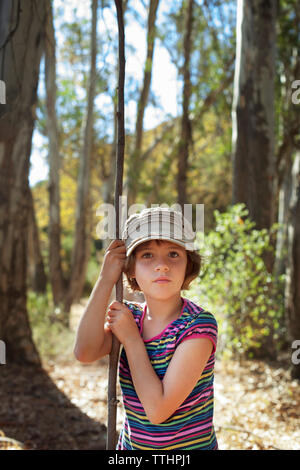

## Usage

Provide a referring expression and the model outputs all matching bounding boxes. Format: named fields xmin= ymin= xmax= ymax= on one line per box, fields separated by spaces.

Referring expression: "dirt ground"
xmin=1 ymin=352 xmax=299 ymax=450
xmin=1 ymin=299 xmax=299 ymax=450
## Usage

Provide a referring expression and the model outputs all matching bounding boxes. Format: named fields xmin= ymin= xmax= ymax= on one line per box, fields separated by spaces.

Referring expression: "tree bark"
xmin=0 ymin=0 xmax=48 ymax=365
xmin=274 ymin=0 xmax=300 ymax=282
xmin=125 ymin=0 xmax=160 ymax=207
xmin=231 ymin=0 xmax=277 ymax=231
xmin=177 ymin=0 xmax=194 ymax=209
xmin=106 ymin=0 xmax=125 ymax=450
xmin=285 ymin=152 xmax=300 ymax=380
xmin=45 ymin=0 xmax=65 ymax=305
xmin=274 ymin=156 xmax=292 ymax=279
xmin=64 ymin=0 xmax=98 ymax=313
xmin=27 ymin=188 xmax=47 ymax=293
xmin=101 ymin=88 xmax=117 ymax=214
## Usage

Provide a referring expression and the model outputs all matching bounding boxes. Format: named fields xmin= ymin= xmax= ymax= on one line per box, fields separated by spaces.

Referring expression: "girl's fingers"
xmin=105 ymin=244 xmax=126 ymax=257
xmin=108 ymin=239 xmax=122 ymax=246
xmin=110 ymin=245 xmax=126 ymax=253
xmin=107 ymin=239 xmax=125 ymax=250
xmin=107 ymin=307 xmax=120 ymax=318
xmin=108 ymin=301 xmax=123 ymax=311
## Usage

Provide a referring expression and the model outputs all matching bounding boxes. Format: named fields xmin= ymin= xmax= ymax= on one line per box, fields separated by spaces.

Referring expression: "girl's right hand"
xmin=99 ymin=239 xmax=127 ymax=286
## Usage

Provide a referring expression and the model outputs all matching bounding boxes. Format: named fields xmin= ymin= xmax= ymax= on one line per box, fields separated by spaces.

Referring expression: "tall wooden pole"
xmin=106 ymin=0 xmax=125 ymax=450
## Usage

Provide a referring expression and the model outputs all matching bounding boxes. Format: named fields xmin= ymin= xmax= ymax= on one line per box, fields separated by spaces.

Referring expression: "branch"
xmin=106 ymin=0 xmax=125 ymax=451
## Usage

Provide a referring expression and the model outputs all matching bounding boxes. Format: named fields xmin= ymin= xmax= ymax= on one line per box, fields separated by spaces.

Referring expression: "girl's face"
xmin=132 ymin=240 xmax=188 ymax=300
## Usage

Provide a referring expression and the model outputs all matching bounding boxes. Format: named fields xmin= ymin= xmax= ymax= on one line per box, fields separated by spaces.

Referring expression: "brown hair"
xmin=123 ymin=239 xmax=202 ymax=293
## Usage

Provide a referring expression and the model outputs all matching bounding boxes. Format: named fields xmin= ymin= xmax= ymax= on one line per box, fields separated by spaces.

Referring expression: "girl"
xmin=74 ymin=207 xmax=218 ymax=450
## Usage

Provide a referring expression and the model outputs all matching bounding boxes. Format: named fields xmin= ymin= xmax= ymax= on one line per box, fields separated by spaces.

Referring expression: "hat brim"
xmin=126 ymin=235 xmax=189 ymax=257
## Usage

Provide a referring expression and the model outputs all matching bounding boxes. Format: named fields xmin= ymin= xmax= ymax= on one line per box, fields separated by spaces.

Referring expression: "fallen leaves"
xmin=0 ymin=349 xmax=299 ymax=450
xmin=214 ymin=356 xmax=300 ymax=450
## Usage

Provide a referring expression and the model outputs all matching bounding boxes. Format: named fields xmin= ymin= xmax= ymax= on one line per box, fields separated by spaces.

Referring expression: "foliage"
xmin=186 ymin=203 xmax=286 ymax=359
xmin=27 ymin=288 xmax=74 ymax=361
xmin=32 ymin=0 xmax=237 ymax=279
xmin=29 ymin=1 xmax=296 ymax=362
xmin=83 ymin=246 xmax=102 ymax=295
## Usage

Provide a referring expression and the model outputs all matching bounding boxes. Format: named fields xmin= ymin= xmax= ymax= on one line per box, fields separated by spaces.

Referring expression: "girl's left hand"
xmin=106 ymin=301 xmax=140 ymax=346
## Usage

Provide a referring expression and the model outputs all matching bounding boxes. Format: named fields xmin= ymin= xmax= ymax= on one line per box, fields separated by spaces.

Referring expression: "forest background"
xmin=0 ymin=0 xmax=300 ymax=450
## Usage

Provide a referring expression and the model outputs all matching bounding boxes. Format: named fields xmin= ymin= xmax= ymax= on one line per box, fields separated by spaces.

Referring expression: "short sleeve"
xmin=176 ymin=312 xmax=218 ymax=354
xmin=123 ymin=300 xmax=143 ymax=327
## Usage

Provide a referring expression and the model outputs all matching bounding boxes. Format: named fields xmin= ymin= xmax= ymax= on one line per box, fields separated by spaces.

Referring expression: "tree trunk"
xmin=274 ymin=0 xmax=300 ymax=280
xmin=27 ymin=188 xmax=47 ymax=293
xmin=45 ymin=0 xmax=66 ymax=305
xmin=285 ymin=152 xmax=300 ymax=380
xmin=64 ymin=0 xmax=98 ymax=313
xmin=102 ymin=88 xmax=118 ymax=214
xmin=0 ymin=0 xmax=48 ymax=365
xmin=274 ymin=157 xmax=292 ymax=279
xmin=125 ymin=0 xmax=160 ymax=207
xmin=231 ymin=0 xmax=278 ymax=357
xmin=177 ymin=0 xmax=194 ymax=209
xmin=106 ymin=0 xmax=126 ymax=449
xmin=231 ymin=0 xmax=277 ymax=232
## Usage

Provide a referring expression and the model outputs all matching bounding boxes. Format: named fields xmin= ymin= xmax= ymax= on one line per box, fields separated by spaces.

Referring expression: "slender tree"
xmin=231 ymin=0 xmax=277 ymax=232
xmin=274 ymin=1 xmax=300 ymax=377
xmin=64 ymin=0 xmax=98 ymax=313
xmin=101 ymin=0 xmax=130 ymax=226
xmin=106 ymin=0 xmax=125 ymax=450
xmin=274 ymin=0 xmax=300 ymax=278
xmin=27 ymin=189 xmax=47 ymax=294
xmin=0 ymin=0 xmax=48 ymax=364
xmin=285 ymin=152 xmax=300 ymax=379
xmin=45 ymin=0 xmax=65 ymax=305
xmin=177 ymin=0 xmax=194 ymax=208
xmin=125 ymin=0 xmax=160 ymax=207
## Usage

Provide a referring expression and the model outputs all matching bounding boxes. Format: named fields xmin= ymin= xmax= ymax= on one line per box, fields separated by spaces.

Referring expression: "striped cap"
xmin=121 ymin=207 xmax=195 ymax=257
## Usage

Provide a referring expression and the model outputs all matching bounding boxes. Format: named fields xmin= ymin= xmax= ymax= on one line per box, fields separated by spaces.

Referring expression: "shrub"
xmin=186 ymin=203 xmax=285 ymax=359
xmin=27 ymin=286 xmax=74 ymax=361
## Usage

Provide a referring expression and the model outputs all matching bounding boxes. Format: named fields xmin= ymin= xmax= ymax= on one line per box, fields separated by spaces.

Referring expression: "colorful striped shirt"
xmin=117 ymin=297 xmax=218 ymax=450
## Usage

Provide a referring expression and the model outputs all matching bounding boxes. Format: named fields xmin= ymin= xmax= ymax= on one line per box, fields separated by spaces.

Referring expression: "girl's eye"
xmin=141 ymin=251 xmax=179 ymax=258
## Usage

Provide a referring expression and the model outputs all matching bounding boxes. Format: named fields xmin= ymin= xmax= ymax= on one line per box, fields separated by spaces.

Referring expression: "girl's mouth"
xmin=154 ymin=277 xmax=171 ymax=283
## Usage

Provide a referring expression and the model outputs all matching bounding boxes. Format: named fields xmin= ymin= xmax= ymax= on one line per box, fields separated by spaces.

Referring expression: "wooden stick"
xmin=106 ymin=0 xmax=125 ymax=451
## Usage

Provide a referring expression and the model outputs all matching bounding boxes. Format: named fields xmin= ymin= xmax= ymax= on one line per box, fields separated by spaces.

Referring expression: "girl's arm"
xmin=124 ymin=335 xmax=212 ymax=424
xmin=106 ymin=302 xmax=213 ymax=424
xmin=73 ymin=275 xmax=114 ymax=362
xmin=73 ymin=240 xmax=126 ymax=363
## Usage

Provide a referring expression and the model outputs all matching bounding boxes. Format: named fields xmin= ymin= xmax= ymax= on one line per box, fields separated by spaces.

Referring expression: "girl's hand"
xmin=106 ymin=301 xmax=140 ymax=346
xmin=99 ymin=239 xmax=126 ymax=286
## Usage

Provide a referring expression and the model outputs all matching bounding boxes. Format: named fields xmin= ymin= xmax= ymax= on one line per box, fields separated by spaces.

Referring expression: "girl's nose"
xmin=155 ymin=259 xmax=169 ymax=272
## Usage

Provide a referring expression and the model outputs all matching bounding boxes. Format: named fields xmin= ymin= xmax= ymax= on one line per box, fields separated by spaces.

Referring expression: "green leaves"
xmin=187 ymin=203 xmax=285 ymax=359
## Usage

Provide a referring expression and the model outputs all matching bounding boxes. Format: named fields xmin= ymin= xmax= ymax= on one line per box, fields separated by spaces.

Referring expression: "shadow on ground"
xmin=0 ymin=363 xmax=107 ymax=450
